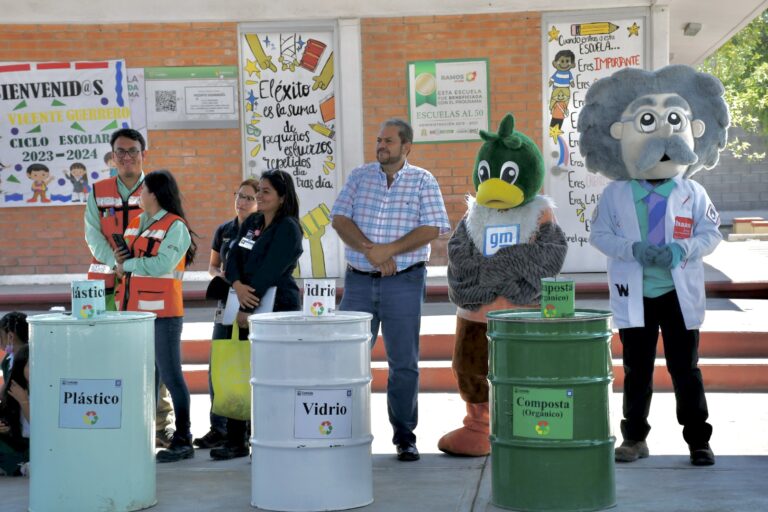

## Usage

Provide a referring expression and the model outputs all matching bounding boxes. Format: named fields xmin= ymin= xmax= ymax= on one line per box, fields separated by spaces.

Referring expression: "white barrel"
xmin=28 ymin=312 xmax=156 ymax=512
xmin=249 ymin=311 xmax=373 ymax=512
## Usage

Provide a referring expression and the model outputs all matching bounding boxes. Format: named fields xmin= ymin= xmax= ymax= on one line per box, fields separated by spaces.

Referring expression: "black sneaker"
xmin=155 ymin=427 xmax=175 ymax=449
xmin=193 ymin=429 xmax=226 ymax=449
xmin=396 ymin=442 xmax=420 ymax=462
xmin=689 ymin=443 xmax=716 ymax=466
xmin=157 ymin=437 xmax=194 ymax=463
xmin=210 ymin=444 xmax=250 ymax=461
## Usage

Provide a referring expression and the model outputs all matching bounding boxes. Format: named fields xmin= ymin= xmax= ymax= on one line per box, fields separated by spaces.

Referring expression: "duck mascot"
xmin=439 ymin=113 xmax=568 ymax=456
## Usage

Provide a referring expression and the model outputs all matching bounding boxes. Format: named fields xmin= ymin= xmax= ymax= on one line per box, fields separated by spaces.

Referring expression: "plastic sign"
xmin=59 ymin=378 xmax=123 ymax=429
xmin=71 ymin=279 xmax=106 ymax=319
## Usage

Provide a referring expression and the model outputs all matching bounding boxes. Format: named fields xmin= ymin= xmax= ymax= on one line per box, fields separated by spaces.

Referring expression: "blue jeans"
xmin=155 ymin=317 xmax=191 ymax=440
xmin=339 ymin=265 xmax=426 ymax=445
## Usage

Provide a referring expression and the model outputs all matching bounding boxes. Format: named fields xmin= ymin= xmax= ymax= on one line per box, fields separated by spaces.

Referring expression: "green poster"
xmin=513 ymin=386 xmax=574 ymax=439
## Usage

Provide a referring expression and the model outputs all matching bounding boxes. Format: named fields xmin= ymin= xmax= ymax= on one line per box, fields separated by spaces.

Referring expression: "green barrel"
xmin=487 ymin=309 xmax=615 ymax=512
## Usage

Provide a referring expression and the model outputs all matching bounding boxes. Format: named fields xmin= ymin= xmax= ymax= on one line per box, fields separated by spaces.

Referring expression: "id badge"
xmin=238 ymin=236 xmax=255 ymax=250
xmin=213 ymin=305 xmax=224 ymax=324
xmin=673 ymin=216 xmax=693 ymax=239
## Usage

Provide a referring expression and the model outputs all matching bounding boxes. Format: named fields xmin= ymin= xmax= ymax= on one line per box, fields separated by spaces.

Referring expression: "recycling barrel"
xmin=487 ymin=309 xmax=615 ymax=512
xmin=28 ymin=312 xmax=157 ymax=512
xmin=249 ymin=311 xmax=374 ymax=512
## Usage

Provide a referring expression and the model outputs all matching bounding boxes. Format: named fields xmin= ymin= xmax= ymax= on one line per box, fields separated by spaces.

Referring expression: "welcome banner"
xmin=0 ymin=60 xmax=131 ymax=208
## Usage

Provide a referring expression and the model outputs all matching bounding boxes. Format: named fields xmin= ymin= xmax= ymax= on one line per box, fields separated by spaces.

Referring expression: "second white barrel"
xmin=249 ymin=311 xmax=373 ymax=512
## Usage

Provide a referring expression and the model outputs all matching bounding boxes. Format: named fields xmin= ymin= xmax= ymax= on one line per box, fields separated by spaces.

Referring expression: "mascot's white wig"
xmin=578 ymin=65 xmax=729 ymax=180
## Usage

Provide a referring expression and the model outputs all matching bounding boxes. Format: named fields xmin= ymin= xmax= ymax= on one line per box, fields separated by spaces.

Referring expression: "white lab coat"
xmin=590 ymin=175 xmax=722 ymax=330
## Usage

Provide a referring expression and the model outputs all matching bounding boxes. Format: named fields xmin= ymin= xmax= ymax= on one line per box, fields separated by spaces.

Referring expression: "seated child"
xmin=0 ymin=312 xmax=30 ymax=476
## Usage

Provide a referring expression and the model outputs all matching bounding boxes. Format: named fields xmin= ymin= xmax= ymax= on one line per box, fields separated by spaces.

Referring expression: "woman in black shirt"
xmin=193 ymin=178 xmax=260 ymax=450
xmin=211 ymin=170 xmax=303 ymax=460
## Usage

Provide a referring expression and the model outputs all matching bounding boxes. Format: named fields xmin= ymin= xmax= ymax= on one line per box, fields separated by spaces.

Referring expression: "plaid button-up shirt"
xmin=331 ymin=160 xmax=450 ymax=272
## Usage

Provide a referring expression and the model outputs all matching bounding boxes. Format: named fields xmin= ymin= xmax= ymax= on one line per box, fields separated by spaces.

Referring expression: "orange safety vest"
xmin=116 ymin=213 xmax=186 ymax=318
xmin=87 ymin=177 xmax=143 ymax=290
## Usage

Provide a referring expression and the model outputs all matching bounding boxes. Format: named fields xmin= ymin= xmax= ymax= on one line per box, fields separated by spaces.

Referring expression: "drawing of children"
xmin=25 ymin=163 xmax=54 ymax=203
xmin=64 ymin=162 xmax=89 ymax=203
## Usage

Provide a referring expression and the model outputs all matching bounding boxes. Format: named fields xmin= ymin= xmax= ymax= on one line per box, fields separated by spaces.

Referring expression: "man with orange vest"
xmin=84 ymin=128 xmax=176 ymax=448
xmin=85 ymin=128 xmax=145 ymax=309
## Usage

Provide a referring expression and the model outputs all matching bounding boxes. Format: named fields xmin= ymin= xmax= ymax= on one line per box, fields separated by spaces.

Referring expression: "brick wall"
xmin=0 ymin=23 xmax=241 ymax=275
xmin=361 ymin=13 xmax=543 ymax=264
xmin=692 ymin=128 xmax=768 ymax=214
xmin=0 ymin=14 xmax=544 ymax=275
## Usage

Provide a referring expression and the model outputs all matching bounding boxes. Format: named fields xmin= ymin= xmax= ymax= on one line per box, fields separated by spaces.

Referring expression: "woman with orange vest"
xmin=114 ymin=169 xmax=198 ymax=463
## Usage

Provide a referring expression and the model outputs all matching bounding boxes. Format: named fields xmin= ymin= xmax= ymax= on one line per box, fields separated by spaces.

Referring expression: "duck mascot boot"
xmin=439 ymin=113 xmax=568 ymax=457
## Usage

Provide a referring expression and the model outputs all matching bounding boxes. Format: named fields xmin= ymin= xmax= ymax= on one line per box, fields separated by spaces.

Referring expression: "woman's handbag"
xmin=210 ymin=324 xmax=251 ymax=421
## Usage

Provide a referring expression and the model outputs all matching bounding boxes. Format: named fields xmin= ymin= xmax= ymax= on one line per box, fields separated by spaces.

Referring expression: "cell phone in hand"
xmin=112 ymin=233 xmax=130 ymax=254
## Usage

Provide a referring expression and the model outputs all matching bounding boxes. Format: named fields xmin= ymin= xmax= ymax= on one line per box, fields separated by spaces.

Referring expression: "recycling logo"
xmin=83 ymin=410 xmax=99 ymax=426
xmin=80 ymin=304 xmax=95 ymax=319
xmin=535 ymin=420 xmax=550 ymax=436
xmin=310 ymin=301 xmax=325 ymax=316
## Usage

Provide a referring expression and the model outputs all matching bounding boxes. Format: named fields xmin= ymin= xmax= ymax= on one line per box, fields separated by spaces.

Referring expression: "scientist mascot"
xmin=579 ymin=65 xmax=729 ymax=466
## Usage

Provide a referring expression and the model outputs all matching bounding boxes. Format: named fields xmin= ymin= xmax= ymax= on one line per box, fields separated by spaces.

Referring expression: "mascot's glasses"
xmin=620 ymin=107 xmax=691 ymax=134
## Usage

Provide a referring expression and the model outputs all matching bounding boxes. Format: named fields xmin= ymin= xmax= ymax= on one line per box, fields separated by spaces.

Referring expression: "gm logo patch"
xmin=483 ymin=225 xmax=520 ymax=256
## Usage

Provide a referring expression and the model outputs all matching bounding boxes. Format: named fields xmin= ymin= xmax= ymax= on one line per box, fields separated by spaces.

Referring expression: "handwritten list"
xmin=542 ymin=15 xmax=646 ymax=271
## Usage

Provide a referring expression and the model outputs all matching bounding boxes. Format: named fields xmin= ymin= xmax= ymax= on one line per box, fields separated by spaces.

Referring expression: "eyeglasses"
xmin=234 ymin=192 xmax=256 ymax=202
xmin=114 ymin=148 xmax=142 ymax=159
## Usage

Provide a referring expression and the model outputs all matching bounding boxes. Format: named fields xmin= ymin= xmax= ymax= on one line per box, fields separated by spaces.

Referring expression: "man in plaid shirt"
xmin=331 ymin=118 xmax=450 ymax=462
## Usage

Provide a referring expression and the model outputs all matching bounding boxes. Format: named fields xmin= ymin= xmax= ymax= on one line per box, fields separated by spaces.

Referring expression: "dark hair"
xmin=261 ymin=170 xmax=299 ymax=220
xmin=143 ymin=170 xmax=198 ymax=266
xmin=110 ymin=128 xmax=146 ymax=151
xmin=381 ymin=118 xmax=413 ymax=145
xmin=0 ymin=345 xmax=29 ymax=444
xmin=26 ymin=163 xmax=49 ymax=175
xmin=103 ymin=151 xmax=114 ymax=165
xmin=239 ymin=178 xmax=259 ymax=195
xmin=554 ymin=50 xmax=575 ymax=62
xmin=0 ymin=312 xmax=28 ymax=344
xmin=69 ymin=162 xmax=86 ymax=171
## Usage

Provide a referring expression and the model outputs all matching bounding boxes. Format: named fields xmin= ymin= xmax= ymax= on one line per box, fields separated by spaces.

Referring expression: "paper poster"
xmin=0 ymin=60 xmax=132 ymax=207
xmin=126 ymin=68 xmax=148 ymax=146
xmin=407 ymin=59 xmax=490 ymax=143
xmin=239 ymin=28 xmax=341 ymax=278
xmin=303 ymin=279 xmax=336 ymax=316
xmin=513 ymin=386 xmax=574 ymax=440
xmin=294 ymin=388 xmax=352 ymax=439
xmin=542 ymin=12 xmax=647 ymax=271
xmin=144 ymin=66 xmax=239 ymax=129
